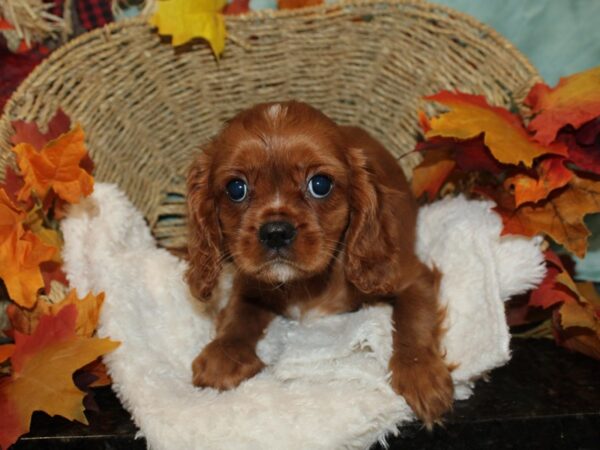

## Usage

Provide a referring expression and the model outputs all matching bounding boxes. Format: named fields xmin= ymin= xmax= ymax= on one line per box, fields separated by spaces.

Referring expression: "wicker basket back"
xmin=0 ymin=0 xmax=539 ymax=249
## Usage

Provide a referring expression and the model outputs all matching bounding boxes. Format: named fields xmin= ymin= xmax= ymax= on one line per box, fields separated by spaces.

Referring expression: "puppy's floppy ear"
xmin=186 ymin=150 xmax=222 ymax=301
xmin=344 ymin=147 xmax=419 ymax=295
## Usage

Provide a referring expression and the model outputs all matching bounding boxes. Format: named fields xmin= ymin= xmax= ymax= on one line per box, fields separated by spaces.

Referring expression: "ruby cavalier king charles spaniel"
xmin=186 ymin=101 xmax=453 ymax=426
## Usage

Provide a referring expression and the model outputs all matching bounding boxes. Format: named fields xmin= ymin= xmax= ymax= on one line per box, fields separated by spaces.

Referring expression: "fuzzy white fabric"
xmin=61 ymin=183 xmax=546 ymax=450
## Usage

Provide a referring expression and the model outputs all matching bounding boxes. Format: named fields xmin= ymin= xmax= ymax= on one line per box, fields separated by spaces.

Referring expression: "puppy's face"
xmin=206 ymin=103 xmax=351 ymax=283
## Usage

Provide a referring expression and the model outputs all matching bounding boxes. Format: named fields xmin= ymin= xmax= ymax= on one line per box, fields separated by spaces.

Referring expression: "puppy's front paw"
xmin=192 ymin=338 xmax=265 ymax=390
xmin=389 ymin=350 xmax=454 ymax=428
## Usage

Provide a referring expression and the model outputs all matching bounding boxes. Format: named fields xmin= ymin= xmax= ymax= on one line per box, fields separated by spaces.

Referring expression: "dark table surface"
xmin=12 ymin=338 xmax=600 ymax=450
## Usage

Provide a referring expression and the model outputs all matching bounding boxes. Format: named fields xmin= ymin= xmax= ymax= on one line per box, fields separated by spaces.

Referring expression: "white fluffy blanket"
xmin=61 ymin=184 xmax=545 ymax=450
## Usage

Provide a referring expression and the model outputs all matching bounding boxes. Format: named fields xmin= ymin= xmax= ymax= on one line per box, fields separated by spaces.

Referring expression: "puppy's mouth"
xmin=255 ymin=257 xmax=306 ymax=283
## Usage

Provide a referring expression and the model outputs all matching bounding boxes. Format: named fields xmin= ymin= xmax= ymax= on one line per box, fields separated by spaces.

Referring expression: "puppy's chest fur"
xmin=216 ymin=261 xmax=365 ymax=322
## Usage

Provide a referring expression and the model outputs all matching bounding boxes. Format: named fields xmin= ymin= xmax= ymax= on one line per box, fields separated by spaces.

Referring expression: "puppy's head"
xmin=186 ymin=101 xmax=405 ymax=301
xmin=187 ymin=102 xmax=350 ymax=295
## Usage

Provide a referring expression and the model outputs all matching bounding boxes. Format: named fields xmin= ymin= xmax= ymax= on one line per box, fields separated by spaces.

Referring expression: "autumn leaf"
xmin=149 ymin=0 xmax=227 ymax=56
xmin=0 ymin=188 xmax=25 ymax=242
xmin=448 ymin=136 xmax=504 ymax=175
xmin=417 ymin=110 xmax=431 ymax=133
xmin=553 ymin=281 xmax=600 ymax=360
xmin=11 ymin=109 xmax=71 ymax=151
xmin=278 ymin=0 xmax=323 ymax=9
xmin=24 ymin=205 xmax=63 ymax=263
xmin=40 ymin=262 xmax=69 ymax=294
xmin=425 ymin=91 xmax=567 ymax=167
xmin=498 ymin=175 xmax=600 ymax=258
xmin=528 ymin=251 xmax=577 ymax=310
xmin=0 ymin=17 xmax=14 ymax=30
xmin=0 ymin=167 xmax=24 ymax=206
xmin=411 ymin=148 xmax=455 ymax=199
xmin=8 ymin=290 xmax=105 ymax=338
xmin=0 ymin=305 xmax=119 ymax=449
xmin=13 ymin=124 xmax=94 ymax=204
xmin=557 ymin=118 xmax=600 ymax=175
xmin=0 ymin=231 xmax=57 ymax=308
xmin=556 ymin=328 xmax=600 ymax=360
xmin=80 ymin=359 xmax=113 ymax=388
xmin=0 ymin=345 xmax=14 ymax=363
xmin=223 ymin=0 xmax=249 ymax=14
xmin=527 ymin=65 xmax=600 ymax=145
xmin=0 ymin=189 xmax=56 ymax=307
xmin=504 ymin=157 xmax=573 ymax=207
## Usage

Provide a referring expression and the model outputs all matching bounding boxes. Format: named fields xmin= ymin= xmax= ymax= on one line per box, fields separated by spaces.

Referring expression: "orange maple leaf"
xmin=8 ymin=290 xmax=105 ymax=338
xmin=0 ymin=305 xmax=119 ymax=450
xmin=0 ymin=189 xmax=56 ymax=308
xmin=527 ymin=65 xmax=600 ymax=145
xmin=0 ymin=345 xmax=15 ymax=363
xmin=499 ymin=175 xmax=600 ymax=258
xmin=554 ymin=281 xmax=600 ymax=360
xmin=425 ymin=91 xmax=567 ymax=167
xmin=0 ymin=188 xmax=25 ymax=241
xmin=411 ymin=149 xmax=456 ymax=199
xmin=13 ymin=124 xmax=94 ymax=204
xmin=504 ymin=157 xmax=573 ymax=207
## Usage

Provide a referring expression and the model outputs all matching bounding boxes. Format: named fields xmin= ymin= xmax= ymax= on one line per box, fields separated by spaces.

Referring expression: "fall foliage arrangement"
xmin=411 ymin=65 xmax=600 ymax=360
xmin=1 ymin=2 xmax=600 ymax=443
xmin=0 ymin=110 xmax=119 ymax=449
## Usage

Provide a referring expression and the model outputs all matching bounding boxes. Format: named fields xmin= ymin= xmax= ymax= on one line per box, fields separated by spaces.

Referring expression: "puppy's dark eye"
xmin=308 ymin=174 xmax=333 ymax=199
xmin=226 ymin=178 xmax=247 ymax=202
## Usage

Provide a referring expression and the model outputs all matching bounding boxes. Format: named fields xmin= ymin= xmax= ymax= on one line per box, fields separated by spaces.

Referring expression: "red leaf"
xmin=527 ymin=66 xmax=600 ymax=145
xmin=529 ymin=251 xmax=577 ymax=309
xmin=223 ymin=0 xmax=250 ymax=14
xmin=557 ymin=118 xmax=600 ymax=175
xmin=40 ymin=261 xmax=69 ymax=293
xmin=453 ymin=137 xmax=505 ymax=175
xmin=0 ymin=17 xmax=13 ymax=30
xmin=0 ymin=166 xmax=24 ymax=205
xmin=11 ymin=109 xmax=71 ymax=150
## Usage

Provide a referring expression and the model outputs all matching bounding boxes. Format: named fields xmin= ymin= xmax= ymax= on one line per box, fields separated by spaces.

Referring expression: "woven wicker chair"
xmin=0 ymin=0 xmax=539 ymax=250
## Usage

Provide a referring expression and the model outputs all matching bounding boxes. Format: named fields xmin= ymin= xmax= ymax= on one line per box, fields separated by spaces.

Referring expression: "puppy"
xmin=186 ymin=101 xmax=453 ymax=426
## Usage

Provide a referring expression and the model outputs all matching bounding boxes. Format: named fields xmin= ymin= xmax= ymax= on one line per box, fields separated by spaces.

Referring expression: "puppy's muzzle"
xmin=259 ymin=221 xmax=297 ymax=250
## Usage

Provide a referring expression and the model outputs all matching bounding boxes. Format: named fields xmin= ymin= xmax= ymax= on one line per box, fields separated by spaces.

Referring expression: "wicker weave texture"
xmin=0 ymin=0 xmax=539 ymax=248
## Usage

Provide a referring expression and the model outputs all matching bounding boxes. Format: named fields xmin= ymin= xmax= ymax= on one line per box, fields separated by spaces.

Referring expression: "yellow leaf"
xmin=425 ymin=91 xmax=567 ymax=167
xmin=149 ymin=0 xmax=227 ymax=56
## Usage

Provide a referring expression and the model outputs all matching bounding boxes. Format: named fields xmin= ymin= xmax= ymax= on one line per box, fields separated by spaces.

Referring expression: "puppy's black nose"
xmin=259 ymin=221 xmax=297 ymax=249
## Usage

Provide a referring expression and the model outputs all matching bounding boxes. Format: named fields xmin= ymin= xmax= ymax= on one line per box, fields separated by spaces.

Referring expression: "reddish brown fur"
xmin=186 ymin=101 xmax=453 ymax=426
